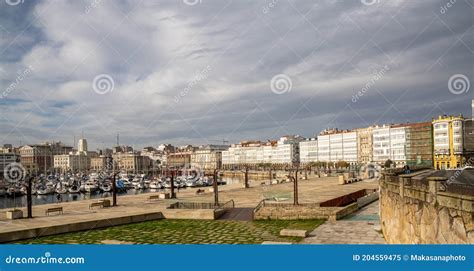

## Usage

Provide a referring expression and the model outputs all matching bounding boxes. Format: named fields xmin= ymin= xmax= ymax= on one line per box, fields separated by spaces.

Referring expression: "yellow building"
xmin=432 ymin=115 xmax=465 ymax=169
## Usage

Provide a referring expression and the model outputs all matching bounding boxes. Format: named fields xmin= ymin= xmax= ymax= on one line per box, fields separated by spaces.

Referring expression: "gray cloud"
xmin=0 ymin=0 xmax=472 ymax=149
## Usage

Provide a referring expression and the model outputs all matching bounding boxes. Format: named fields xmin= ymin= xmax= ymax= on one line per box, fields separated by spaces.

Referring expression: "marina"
xmin=0 ymin=174 xmax=243 ymax=209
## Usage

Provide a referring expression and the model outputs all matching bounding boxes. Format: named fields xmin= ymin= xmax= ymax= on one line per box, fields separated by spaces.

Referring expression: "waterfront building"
xmin=167 ymin=151 xmax=193 ymax=168
xmin=0 ymin=153 xmax=21 ymax=175
xmin=299 ymin=138 xmax=318 ymax=164
xmin=316 ymin=129 xmax=358 ymax=164
xmin=90 ymin=156 xmax=107 ymax=172
xmin=113 ymin=145 xmax=133 ymax=154
xmin=191 ymin=145 xmax=228 ymax=171
xmin=53 ymin=153 xmax=90 ymax=173
xmin=112 ymin=153 xmax=151 ymax=173
xmin=405 ymin=122 xmax=433 ymax=166
xmin=373 ymin=125 xmax=391 ymax=164
xmin=157 ymin=144 xmax=175 ymax=153
xmin=19 ymin=144 xmax=53 ymax=174
xmin=222 ymin=135 xmax=303 ymax=169
xmin=78 ymin=138 xmax=88 ymax=153
xmin=342 ymin=131 xmax=358 ymax=163
xmin=0 ymin=144 xmax=19 ymax=154
xmin=433 ymin=115 xmax=465 ymax=169
xmin=272 ymin=135 xmax=304 ymax=165
xmin=53 ymin=139 xmax=93 ymax=173
xmin=389 ymin=125 xmax=407 ymax=166
xmin=464 ymin=118 xmax=474 ymax=164
xmin=101 ymin=148 xmax=112 ymax=156
xmin=317 ymin=134 xmax=330 ymax=162
xmin=356 ymin=126 xmax=374 ymax=164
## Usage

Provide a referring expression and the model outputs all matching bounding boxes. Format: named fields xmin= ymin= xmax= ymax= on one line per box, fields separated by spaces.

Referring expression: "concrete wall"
xmin=162 ymin=209 xmax=224 ymax=220
xmin=380 ymin=172 xmax=474 ymax=244
xmin=0 ymin=212 xmax=165 ymax=243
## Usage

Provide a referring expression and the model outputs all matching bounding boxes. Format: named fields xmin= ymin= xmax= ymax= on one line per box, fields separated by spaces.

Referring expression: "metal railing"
xmin=213 ymin=199 xmax=235 ymax=216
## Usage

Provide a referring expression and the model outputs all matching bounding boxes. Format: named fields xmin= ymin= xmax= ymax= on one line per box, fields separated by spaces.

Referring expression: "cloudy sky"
xmin=0 ymin=0 xmax=472 ymax=150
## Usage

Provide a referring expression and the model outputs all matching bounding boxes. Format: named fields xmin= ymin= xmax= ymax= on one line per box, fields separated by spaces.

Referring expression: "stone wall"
xmin=253 ymin=202 xmax=358 ymax=221
xmin=380 ymin=172 xmax=474 ymax=244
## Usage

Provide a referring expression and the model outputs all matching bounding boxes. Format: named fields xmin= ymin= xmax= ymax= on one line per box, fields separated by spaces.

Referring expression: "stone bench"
xmin=279 ymin=229 xmax=309 ymax=238
xmin=339 ymin=175 xmax=362 ymax=185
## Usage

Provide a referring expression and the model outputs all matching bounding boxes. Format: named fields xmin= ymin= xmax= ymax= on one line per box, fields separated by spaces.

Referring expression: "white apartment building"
xmin=433 ymin=120 xmax=450 ymax=155
xmin=191 ymin=145 xmax=228 ymax=170
xmin=372 ymin=124 xmax=411 ymax=166
xmin=452 ymin=119 xmax=464 ymax=155
xmin=373 ymin=125 xmax=391 ymax=163
xmin=222 ymin=136 xmax=303 ymax=167
xmin=299 ymin=138 xmax=318 ymax=164
xmin=273 ymin=136 xmax=303 ymax=164
xmin=315 ymin=129 xmax=358 ymax=164
xmin=342 ymin=131 xmax=358 ymax=163
xmin=390 ymin=125 xmax=407 ymax=165
xmin=317 ymin=135 xmax=330 ymax=162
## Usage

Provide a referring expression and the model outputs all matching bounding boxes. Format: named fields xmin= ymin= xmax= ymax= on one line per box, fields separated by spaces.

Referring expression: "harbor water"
xmin=0 ymin=177 xmax=245 ymax=209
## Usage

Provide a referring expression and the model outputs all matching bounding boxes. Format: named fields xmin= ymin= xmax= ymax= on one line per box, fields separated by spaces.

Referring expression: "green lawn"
xmin=17 ymin=219 xmax=324 ymax=244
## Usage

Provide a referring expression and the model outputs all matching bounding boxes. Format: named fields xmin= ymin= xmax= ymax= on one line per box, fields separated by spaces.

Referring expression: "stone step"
xmin=280 ymin=229 xmax=309 ymax=237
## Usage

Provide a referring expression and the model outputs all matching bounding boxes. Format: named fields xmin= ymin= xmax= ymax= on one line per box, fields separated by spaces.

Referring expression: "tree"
xmin=285 ymin=164 xmax=300 ymax=205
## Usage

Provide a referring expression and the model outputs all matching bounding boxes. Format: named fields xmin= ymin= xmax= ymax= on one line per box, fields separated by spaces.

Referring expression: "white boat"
xmin=135 ymin=181 xmax=146 ymax=190
xmin=37 ymin=186 xmax=54 ymax=195
xmin=68 ymin=183 xmax=81 ymax=194
xmin=100 ymin=182 xmax=112 ymax=192
xmin=149 ymin=181 xmax=162 ymax=189
xmin=55 ymin=182 xmax=68 ymax=194
xmin=7 ymin=186 xmax=22 ymax=197
xmin=20 ymin=186 xmax=28 ymax=195
xmin=185 ymin=177 xmax=202 ymax=187
xmin=84 ymin=181 xmax=99 ymax=193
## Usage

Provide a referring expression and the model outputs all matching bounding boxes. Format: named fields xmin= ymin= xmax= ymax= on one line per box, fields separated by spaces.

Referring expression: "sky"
xmin=0 ymin=0 xmax=473 ymax=150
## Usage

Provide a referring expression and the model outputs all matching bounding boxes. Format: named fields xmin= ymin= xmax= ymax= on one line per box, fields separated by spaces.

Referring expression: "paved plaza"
xmin=0 ymin=176 xmax=382 ymax=244
xmin=302 ymin=201 xmax=385 ymax=244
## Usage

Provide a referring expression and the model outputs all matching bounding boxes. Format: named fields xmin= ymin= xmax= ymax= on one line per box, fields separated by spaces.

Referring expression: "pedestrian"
xmin=56 ymin=193 xmax=62 ymax=203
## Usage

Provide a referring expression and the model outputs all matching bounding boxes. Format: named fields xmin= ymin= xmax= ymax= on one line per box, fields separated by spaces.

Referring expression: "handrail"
xmin=252 ymin=199 xmax=267 ymax=220
xmin=223 ymin=199 xmax=235 ymax=209
xmin=213 ymin=199 xmax=235 ymax=214
xmin=252 ymin=199 xmax=266 ymax=214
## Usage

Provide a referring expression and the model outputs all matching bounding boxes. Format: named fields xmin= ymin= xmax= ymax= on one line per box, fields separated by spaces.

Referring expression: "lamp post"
xmin=294 ymin=163 xmax=299 ymax=206
xmin=213 ymin=169 xmax=219 ymax=206
xmin=26 ymin=175 xmax=33 ymax=218
xmin=106 ymin=155 xmax=117 ymax=206
xmin=243 ymin=166 xmax=249 ymax=188
xmin=170 ymin=169 xmax=176 ymax=199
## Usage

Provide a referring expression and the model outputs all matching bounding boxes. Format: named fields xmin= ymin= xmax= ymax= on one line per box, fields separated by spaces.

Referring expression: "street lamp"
xmin=106 ymin=155 xmax=117 ymax=206
xmin=213 ymin=169 xmax=219 ymax=206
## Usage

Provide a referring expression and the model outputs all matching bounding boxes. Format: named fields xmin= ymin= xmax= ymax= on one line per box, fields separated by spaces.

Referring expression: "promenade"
xmin=0 ymin=176 xmax=379 ymax=243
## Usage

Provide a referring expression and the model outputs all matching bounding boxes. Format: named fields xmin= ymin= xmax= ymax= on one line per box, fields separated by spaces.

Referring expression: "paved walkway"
xmin=302 ymin=200 xmax=386 ymax=244
xmin=0 ymin=176 xmax=379 ymax=242
xmin=219 ymin=208 xmax=254 ymax=221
